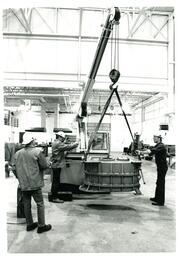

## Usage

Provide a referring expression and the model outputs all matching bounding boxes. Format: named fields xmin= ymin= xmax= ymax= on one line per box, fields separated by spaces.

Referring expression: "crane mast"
xmin=77 ymin=7 xmax=121 ymax=118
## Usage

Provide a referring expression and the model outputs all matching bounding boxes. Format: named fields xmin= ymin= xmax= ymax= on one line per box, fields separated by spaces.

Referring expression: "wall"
xmin=110 ymin=115 xmax=133 ymax=152
xmin=132 ymin=97 xmax=175 ymax=145
xmin=4 ymin=125 xmax=20 ymax=143
xmin=17 ymin=110 xmax=41 ymax=131
xmin=87 ymin=113 xmax=133 ymax=152
xmin=4 ymin=37 xmax=168 ymax=92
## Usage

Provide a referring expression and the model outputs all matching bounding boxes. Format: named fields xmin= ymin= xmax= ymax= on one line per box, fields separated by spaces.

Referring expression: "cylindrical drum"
xmin=79 ymin=158 xmax=142 ymax=193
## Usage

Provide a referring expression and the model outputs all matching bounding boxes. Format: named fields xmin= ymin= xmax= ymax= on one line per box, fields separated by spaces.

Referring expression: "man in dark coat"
xmin=50 ymin=131 xmax=79 ymax=202
xmin=149 ymin=135 xmax=168 ymax=206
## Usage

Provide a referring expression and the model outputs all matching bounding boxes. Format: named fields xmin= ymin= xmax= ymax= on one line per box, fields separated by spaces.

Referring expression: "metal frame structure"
xmin=3 ymin=7 xmax=173 ymax=40
xmin=3 ymin=7 xmax=175 ymax=113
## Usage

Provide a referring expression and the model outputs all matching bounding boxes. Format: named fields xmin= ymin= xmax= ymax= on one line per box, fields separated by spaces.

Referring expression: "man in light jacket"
xmin=12 ymin=133 xmax=52 ymax=233
xmin=50 ymin=131 xmax=79 ymax=202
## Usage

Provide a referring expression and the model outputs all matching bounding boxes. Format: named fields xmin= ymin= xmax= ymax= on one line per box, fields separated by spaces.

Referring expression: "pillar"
xmin=167 ymin=13 xmax=175 ymax=114
xmin=54 ymin=103 xmax=59 ymax=128
xmin=41 ymin=104 xmax=46 ymax=128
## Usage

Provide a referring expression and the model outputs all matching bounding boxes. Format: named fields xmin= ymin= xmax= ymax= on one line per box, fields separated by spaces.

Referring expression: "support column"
xmin=140 ymin=101 xmax=145 ymax=134
xmin=41 ymin=104 xmax=46 ymax=128
xmin=54 ymin=103 xmax=59 ymax=128
xmin=167 ymin=13 xmax=175 ymax=114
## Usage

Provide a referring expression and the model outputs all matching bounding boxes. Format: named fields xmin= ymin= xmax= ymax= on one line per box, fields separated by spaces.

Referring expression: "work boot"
xmin=52 ymin=198 xmax=64 ymax=203
xmin=150 ymin=197 xmax=157 ymax=202
xmin=152 ymin=202 xmax=164 ymax=206
xmin=37 ymin=224 xmax=52 ymax=234
xmin=26 ymin=222 xmax=38 ymax=231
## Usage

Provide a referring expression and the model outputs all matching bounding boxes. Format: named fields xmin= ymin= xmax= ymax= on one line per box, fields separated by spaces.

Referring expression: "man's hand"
xmin=73 ymin=142 xmax=79 ymax=147
xmin=135 ymin=150 xmax=141 ymax=155
xmin=136 ymin=149 xmax=151 ymax=155
xmin=8 ymin=165 xmax=13 ymax=172
xmin=48 ymin=161 xmax=52 ymax=168
xmin=145 ymin=149 xmax=151 ymax=154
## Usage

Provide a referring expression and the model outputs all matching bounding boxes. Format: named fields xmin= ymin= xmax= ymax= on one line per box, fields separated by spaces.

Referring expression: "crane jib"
xmin=88 ymin=8 xmax=121 ymax=79
xmin=78 ymin=7 xmax=121 ymax=118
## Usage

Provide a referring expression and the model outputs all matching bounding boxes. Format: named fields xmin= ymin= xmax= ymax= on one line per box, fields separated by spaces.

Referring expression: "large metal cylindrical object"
xmin=79 ymin=158 xmax=142 ymax=193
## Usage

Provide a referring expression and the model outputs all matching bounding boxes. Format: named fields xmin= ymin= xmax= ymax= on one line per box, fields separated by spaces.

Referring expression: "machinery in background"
xmin=127 ymin=133 xmax=144 ymax=156
xmin=5 ymin=142 xmax=23 ymax=177
xmin=166 ymin=144 xmax=175 ymax=169
xmin=126 ymin=133 xmax=152 ymax=160
xmin=89 ymin=131 xmax=110 ymax=154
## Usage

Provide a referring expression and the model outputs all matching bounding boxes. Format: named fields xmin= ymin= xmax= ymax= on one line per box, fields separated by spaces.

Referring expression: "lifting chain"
xmin=110 ymin=21 xmax=120 ymax=85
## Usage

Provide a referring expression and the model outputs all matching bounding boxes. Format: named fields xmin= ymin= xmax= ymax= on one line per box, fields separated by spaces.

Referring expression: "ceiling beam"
xmin=131 ymin=16 xmax=147 ymax=37
xmin=153 ymin=16 xmax=169 ymax=39
xmin=3 ymin=32 xmax=168 ymax=45
xmin=34 ymin=8 xmax=54 ymax=33
xmin=20 ymin=8 xmax=32 ymax=33
xmin=127 ymin=8 xmax=145 ymax=38
xmin=10 ymin=8 xmax=29 ymax=33
xmin=144 ymin=13 xmax=167 ymax=40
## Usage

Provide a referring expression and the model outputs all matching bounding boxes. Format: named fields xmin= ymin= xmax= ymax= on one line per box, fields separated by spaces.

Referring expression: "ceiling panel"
xmin=4 ymin=86 xmax=157 ymax=113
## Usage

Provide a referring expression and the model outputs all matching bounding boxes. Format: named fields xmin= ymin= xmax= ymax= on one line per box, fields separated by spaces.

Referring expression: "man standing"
xmin=149 ymin=135 xmax=168 ymax=206
xmin=50 ymin=131 xmax=78 ymax=202
xmin=12 ymin=133 xmax=52 ymax=233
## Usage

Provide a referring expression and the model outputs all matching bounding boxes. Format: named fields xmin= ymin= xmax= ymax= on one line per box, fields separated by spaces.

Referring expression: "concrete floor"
xmin=5 ymin=160 xmax=176 ymax=253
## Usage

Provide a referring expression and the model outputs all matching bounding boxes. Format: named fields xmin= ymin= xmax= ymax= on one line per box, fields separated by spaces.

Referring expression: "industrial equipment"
xmin=78 ymin=83 xmax=144 ymax=193
xmin=80 ymin=157 xmax=142 ymax=194
xmin=53 ymin=7 xmax=144 ymax=196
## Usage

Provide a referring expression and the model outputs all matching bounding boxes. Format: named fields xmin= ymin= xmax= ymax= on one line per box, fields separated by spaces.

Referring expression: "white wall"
xmin=4 ymin=126 xmax=20 ymax=143
xmin=4 ymin=38 xmax=168 ymax=92
xmin=87 ymin=113 xmax=133 ymax=152
xmin=133 ymin=97 xmax=175 ymax=145
xmin=17 ymin=110 xmax=41 ymax=130
xmin=46 ymin=114 xmax=54 ymax=134
xmin=58 ymin=113 xmax=78 ymax=133
xmin=110 ymin=115 xmax=133 ymax=152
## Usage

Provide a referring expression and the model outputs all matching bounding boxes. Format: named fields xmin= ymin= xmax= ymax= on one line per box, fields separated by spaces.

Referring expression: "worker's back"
xmin=13 ymin=146 xmax=48 ymax=191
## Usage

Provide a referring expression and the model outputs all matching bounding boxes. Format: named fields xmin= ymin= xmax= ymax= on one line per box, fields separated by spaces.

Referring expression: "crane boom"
xmin=78 ymin=7 xmax=121 ymax=118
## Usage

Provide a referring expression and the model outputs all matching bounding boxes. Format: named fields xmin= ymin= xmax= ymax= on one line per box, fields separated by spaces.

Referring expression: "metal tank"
xmin=79 ymin=156 xmax=142 ymax=194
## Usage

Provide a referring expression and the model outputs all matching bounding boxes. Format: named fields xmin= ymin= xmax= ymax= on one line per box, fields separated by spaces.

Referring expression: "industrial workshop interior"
xmin=2 ymin=4 xmax=176 ymax=254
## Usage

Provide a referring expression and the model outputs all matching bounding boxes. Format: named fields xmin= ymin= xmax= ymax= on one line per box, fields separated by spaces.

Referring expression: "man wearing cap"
xmin=50 ymin=131 xmax=79 ymax=202
xmin=12 ymin=133 xmax=52 ymax=233
xmin=149 ymin=135 xmax=168 ymax=206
